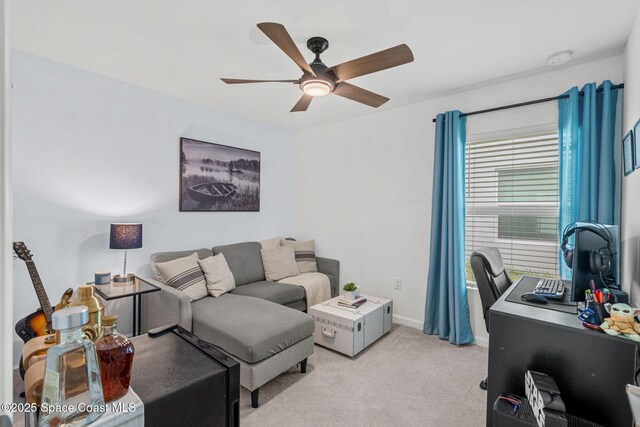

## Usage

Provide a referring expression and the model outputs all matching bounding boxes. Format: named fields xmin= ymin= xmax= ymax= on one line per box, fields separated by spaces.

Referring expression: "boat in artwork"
xmin=187 ymin=182 xmax=237 ymax=202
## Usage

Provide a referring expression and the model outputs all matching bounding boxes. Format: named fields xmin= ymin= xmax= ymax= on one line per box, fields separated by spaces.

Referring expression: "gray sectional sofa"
xmin=141 ymin=241 xmax=339 ymax=407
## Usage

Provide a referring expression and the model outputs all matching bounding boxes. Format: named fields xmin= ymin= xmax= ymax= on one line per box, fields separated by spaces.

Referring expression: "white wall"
xmin=1 ymin=0 xmax=13 ymax=419
xmin=11 ymin=51 xmax=296 ymax=364
xmin=10 ymin=46 xmax=629 ymax=373
xmin=295 ymin=56 xmax=624 ymax=345
xmin=622 ymin=13 xmax=640 ymax=306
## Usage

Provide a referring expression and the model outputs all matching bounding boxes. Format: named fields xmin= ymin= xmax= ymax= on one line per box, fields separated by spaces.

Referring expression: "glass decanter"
xmin=39 ymin=306 xmax=105 ymax=427
xmin=95 ymin=314 xmax=135 ymax=402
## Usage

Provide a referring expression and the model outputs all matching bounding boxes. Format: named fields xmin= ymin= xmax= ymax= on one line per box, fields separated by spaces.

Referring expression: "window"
xmin=497 ymin=166 xmax=558 ymax=242
xmin=465 ymin=134 xmax=560 ymax=282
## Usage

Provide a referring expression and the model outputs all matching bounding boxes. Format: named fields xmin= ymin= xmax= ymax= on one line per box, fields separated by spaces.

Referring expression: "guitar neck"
xmin=25 ymin=260 xmax=53 ymax=323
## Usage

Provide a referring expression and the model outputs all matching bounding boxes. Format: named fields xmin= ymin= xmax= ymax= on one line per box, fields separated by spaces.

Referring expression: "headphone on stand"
xmin=560 ymin=222 xmax=616 ymax=274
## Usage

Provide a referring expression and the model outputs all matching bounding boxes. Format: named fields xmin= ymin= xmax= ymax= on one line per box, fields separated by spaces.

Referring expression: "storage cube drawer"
xmin=364 ymin=308 xmax=383 ymax=348
xmin=383 ymin=301 xmax=393 ymax=333
xmin=366 ymin=295 xmax=393 ymax=334
xmin=312 ymin=319 xmax=364 ymax=357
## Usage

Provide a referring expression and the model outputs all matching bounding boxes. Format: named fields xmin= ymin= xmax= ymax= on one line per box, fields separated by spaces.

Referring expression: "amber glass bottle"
xmin=95 ymin=314 xmax=134 ymax=402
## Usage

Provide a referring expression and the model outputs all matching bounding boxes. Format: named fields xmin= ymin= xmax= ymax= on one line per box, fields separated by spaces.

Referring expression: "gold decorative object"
xmin=69 ymin=285 xmax=104 ymax=340
xmin=55 ymin=288 xmax=74 ymax=311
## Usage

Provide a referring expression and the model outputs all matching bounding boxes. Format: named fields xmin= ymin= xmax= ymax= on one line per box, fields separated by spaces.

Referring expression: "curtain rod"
xmin=431 ymin=83 xmax=624 ymax=123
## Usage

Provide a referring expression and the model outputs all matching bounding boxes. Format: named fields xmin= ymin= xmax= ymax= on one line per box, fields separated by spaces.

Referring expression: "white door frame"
xmin=0 ymin=0 xmax=12 ymax=421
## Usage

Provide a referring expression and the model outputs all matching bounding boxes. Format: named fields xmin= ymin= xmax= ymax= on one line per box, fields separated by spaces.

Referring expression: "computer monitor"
xmin=570 ymin=223 xmax=619 ymax=302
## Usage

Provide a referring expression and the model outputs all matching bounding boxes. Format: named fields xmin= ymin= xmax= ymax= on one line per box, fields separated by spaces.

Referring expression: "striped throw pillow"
xmin=281 ymin=239 xmax=318 ymax=273
xmin=155 ymin=252 xmax=208 ymax=301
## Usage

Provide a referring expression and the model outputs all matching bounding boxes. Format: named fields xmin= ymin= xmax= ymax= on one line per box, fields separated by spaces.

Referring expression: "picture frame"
xmin=624 ymin=130 xmax=634 ymax=176
xmin=179 ymin=137 xmax=260 ymax=212
xmin=634 ymin=118 xmax=640 ymax=170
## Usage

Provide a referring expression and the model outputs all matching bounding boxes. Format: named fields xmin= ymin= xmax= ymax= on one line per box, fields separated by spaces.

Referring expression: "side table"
xmin=94 ymin=277 xmax=160 ymax=336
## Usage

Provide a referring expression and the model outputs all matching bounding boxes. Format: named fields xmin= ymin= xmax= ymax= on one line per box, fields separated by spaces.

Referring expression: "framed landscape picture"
xmin=180 ymin=137 xmax=260 ymax=211
xmin=635 ymin=119 xmax=640 ymax=170
xmin=624 ymin=130 xmax=634 ymax=176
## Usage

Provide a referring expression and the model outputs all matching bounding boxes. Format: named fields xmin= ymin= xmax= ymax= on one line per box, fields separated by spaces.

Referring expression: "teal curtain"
xmin=558 ymin=81 xmax=622 ymax=279
xmin=423 ymin=111 xmax=473 ymax=345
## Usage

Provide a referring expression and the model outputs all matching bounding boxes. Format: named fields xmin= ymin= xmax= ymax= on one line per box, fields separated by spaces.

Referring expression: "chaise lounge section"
xmin=191 ymin=293 xmax=314 ymax=407
xmin=141 ymin=241 xmax=339 ymax=407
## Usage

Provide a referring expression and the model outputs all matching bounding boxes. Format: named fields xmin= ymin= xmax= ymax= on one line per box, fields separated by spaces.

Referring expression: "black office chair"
xmin=470 ymin=247 xmax=513 ymax=391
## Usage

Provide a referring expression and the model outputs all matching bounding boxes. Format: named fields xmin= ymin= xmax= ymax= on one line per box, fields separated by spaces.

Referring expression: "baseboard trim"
xmin=393 ymin=314 xmax=489 ymax=348
xmin=392 ymin=315 xmax=489 ymax=348
xmin=474 ymin=336 xmax=488 ymax=348
xmin=392 ymin=315 xmax=423 ymax=330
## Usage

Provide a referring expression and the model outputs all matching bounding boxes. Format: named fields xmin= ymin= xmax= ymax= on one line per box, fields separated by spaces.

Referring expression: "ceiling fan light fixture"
xmin=223 ymin=23 xmax=414 ymax=112
xmin=301 ymin=79 xmax=332 ymax=97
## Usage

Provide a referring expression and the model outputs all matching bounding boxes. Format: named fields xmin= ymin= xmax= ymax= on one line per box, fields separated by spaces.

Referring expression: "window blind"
xmin=465 ymin=134 xmax=560 ymax=282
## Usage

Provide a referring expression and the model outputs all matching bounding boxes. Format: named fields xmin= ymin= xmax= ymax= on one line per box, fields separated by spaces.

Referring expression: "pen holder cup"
xmin=587 ymin=302 xmax=608 ymax=325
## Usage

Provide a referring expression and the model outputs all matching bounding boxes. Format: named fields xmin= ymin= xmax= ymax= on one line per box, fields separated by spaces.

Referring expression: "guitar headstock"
xmin=13 ymin=242 xmax=33 ymax=261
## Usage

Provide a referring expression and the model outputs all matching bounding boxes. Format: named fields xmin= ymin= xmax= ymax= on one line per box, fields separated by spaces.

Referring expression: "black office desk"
xmin=487 ymin=276 xmax=639 ymax=427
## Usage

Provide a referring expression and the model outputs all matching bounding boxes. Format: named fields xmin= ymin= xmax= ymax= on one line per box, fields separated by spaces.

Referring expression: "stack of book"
xmin=337 ymin=296 xmax=367 ymax=308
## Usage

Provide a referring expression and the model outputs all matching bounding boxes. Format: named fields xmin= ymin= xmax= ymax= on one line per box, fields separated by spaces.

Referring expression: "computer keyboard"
xmin=533 ymin=278 xmax=565 ymax=299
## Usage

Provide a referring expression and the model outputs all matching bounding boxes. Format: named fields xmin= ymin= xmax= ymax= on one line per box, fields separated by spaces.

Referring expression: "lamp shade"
xmin=109 ymin=223 xmax=143 ymax=250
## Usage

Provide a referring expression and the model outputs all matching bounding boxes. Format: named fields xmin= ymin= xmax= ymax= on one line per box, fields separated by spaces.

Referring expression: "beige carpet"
xmin=240 ymin=325 xmax=487 ymax=427
xmin=13 ymin=325 xmax=488 ymax=427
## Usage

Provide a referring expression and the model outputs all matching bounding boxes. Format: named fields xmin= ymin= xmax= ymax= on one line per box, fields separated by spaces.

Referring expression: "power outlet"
xmin=393 ymin=278 xmax=402 ymax=290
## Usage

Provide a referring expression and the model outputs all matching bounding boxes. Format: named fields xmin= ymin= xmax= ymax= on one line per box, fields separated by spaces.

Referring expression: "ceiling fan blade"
xmin=257 ymin=22 xmax=315 ymax=76
xmin=291 ymin=94 xmax=313 ymax=112
xmin=328 ymin=44 xmax=414 ymax=82
xmin=333 ymin=82 xmax=389 ymax=108
xmin=221 ymin=78 xmax=299 ymax=84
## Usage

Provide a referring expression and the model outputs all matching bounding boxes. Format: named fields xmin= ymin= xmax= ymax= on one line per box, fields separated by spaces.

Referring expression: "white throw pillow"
xmin=154 ymin=252 xmax=208 ymax=302
xmin=261 ymin=246 xmax=300 ymax=281
xmin=198 ymin=253 xmax=236 ymax=297
xmin=260 ymin=236 xmax=283 ymax=250
xmin=280 ymin=239 xmax=318 ymax=273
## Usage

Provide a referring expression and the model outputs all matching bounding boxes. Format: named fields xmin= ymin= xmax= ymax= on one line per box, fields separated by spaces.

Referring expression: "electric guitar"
xmin=13 ymin=242 xmax=54 ymax=342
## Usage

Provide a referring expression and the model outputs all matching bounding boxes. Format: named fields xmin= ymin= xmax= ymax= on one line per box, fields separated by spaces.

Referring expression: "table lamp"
xmin=110 ymin=223 xmax=142 ymax=284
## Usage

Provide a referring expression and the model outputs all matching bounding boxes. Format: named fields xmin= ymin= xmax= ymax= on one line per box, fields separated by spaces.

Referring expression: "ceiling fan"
xmin=221 ymin=22 xmax=414 ymax=112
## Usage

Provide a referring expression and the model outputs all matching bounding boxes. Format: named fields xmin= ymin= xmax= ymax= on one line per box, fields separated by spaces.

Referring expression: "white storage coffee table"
xmin=309 ymin=294 xmax=392 ymax=357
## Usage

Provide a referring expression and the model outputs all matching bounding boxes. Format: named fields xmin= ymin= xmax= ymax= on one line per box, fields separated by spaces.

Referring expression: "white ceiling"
xmin=11 ymin=0 xmax=640 ymax=131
